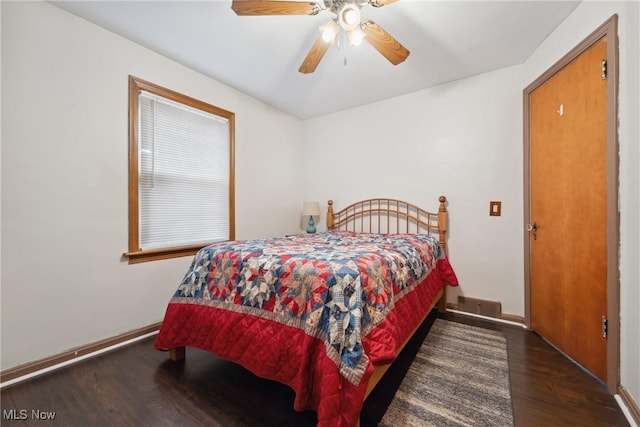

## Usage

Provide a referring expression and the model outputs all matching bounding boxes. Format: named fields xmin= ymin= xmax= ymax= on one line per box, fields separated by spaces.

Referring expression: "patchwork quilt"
xmin=155 ymin=231 xmax=458 ymax=426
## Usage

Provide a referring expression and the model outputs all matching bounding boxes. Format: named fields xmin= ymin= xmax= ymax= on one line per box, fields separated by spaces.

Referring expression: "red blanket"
xmin=155 ymin=232 xmax=458 ymax=426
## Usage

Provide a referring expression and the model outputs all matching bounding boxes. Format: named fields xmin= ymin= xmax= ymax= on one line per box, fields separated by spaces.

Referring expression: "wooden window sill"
xmin=124 ymin=244 xmax=209 ymax=264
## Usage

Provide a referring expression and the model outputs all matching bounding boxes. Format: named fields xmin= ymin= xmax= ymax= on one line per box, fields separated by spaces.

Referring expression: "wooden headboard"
xmin=326 ymin=196 xmax=449 ymax=256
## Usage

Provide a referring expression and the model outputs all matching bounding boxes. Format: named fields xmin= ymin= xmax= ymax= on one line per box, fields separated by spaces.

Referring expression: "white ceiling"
xmin=50 ymin=0 xmax=581 ymax=119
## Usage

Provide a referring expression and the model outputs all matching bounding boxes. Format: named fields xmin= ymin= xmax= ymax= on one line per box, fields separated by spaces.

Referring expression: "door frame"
xmin=523 ymin=15 xmax=620 ymax=393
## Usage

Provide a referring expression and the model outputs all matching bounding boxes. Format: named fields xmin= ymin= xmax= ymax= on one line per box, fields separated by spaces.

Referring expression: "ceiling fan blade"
xmin=369 ymin=0 xmax=399 ymax=7
xmin=231 ymin=1 xmax=321 ymax=16
xmin=298 ymin=35 xmax=331 ymax=74
xmin=361 ymin=20 xmax=410 ymax=65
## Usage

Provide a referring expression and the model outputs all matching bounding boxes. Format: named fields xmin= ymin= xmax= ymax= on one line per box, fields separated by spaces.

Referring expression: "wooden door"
xmin=528 ymin=38 xmax=608 ymax=382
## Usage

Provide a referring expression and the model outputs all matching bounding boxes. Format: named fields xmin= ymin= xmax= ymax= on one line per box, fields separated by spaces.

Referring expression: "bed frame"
xmin=326 ymin=196 xmax=449 ymax=402
xmin=166 ymin=195 xmax=451 ymax=424
xmin=327 ymin=196 xmax=449 ymax=256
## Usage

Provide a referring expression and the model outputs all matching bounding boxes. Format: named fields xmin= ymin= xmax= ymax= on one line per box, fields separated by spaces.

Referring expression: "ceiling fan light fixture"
xmin=338 ymin=3 xmax=360 ymax=32
xmin=344 ymin=9 xmax=358 ymax=25
xmin=348 ymin=28 xmax=366 ymax=46
xmin=320 ymin=19 xmax=339 ymax=43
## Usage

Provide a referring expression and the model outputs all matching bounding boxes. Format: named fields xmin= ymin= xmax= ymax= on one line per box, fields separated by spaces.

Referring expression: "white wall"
xmin=303 ymin=65 xmax=526 ymax=316
xmin=303 ymin=0 xmax=639 ymax=409
xmin=0 ymin=1 xmax=304 ymax=370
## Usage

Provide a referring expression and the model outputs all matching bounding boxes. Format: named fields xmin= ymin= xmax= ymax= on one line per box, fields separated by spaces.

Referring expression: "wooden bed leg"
xmin=169 ymin=347 xmax=185 ymax=361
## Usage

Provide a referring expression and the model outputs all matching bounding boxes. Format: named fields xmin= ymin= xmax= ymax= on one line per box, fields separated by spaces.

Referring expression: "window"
xmin=126 ymin=76 xmax=235 ymax=263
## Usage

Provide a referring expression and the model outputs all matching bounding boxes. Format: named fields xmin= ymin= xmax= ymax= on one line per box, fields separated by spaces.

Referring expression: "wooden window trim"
xmin=125 ymin=76 xmax=235 ymax=264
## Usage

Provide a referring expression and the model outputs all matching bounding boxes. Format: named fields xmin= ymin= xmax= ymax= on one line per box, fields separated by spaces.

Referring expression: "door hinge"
xmin=601 ymin=59 xmax=607 ymax=80
xmin=602 ymin=316 xmax=608 ymax=338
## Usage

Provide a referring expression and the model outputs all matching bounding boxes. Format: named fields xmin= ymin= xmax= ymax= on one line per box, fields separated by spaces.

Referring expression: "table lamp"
xmin=302 ymin=202 xmax=321 ymax=233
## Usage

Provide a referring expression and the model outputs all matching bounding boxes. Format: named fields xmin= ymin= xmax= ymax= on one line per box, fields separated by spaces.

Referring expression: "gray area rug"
xmin=380 ymin=319 xmax=514 ymax=427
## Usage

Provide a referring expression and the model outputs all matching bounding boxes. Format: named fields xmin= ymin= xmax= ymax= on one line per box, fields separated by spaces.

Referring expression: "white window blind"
xmin=138 ymin=90 xmax=230 ymax=250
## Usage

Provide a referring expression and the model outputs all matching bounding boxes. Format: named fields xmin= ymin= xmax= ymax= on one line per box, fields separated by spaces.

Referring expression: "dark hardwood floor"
xmin=1 ymin=312 xmax=629 ymax=426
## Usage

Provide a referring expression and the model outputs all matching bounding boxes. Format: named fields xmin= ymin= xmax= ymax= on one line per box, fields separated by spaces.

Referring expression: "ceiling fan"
xmin=231 ymin=0 xmax=410 ymax=74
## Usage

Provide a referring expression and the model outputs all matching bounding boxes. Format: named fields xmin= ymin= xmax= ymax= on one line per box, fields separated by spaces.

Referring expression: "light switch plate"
xmin=490 ymin=201 xmax=502 ymax=216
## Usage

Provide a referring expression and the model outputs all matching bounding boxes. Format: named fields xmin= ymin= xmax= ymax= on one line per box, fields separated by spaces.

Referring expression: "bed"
xmin=154 ymin=196 xmax=458 ymax=426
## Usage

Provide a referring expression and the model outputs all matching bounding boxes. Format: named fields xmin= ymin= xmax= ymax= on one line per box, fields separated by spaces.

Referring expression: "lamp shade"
xmin=302 ymin=202 xmax=321 ymax=217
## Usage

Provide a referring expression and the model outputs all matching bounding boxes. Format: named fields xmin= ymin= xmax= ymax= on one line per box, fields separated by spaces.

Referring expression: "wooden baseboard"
xmin=619 ymin=386 xmax=640 ymax=426
xmin=0 ymin=322 xmax=161 ymax=385
xmin=446 ymin=302 xmax=524 ymax=325
xmin=501 ymin=313 xmax=525 ymax=324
